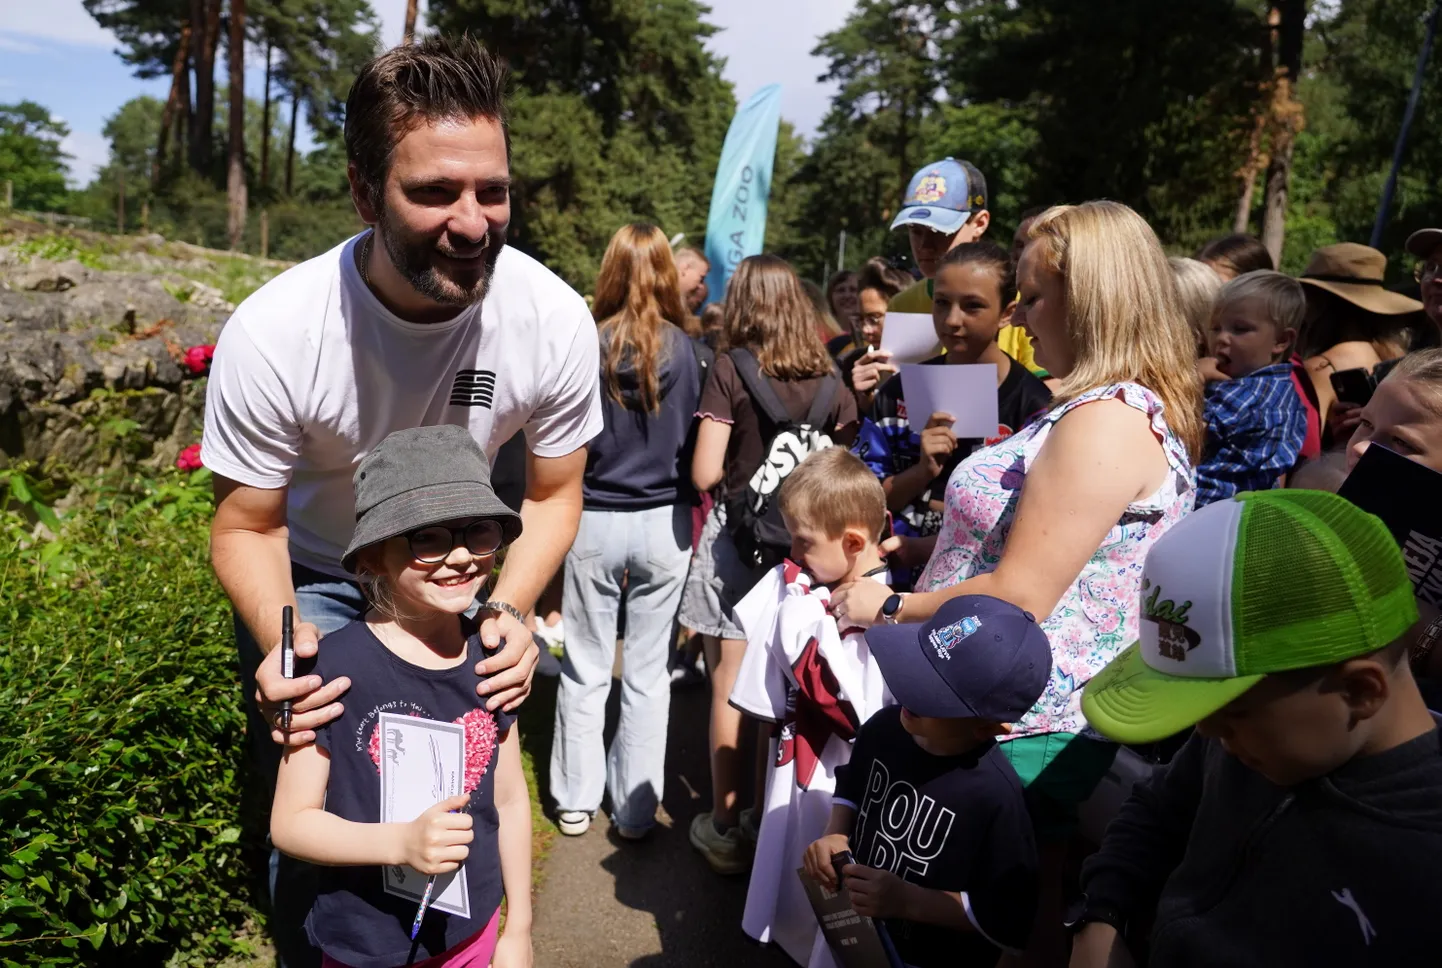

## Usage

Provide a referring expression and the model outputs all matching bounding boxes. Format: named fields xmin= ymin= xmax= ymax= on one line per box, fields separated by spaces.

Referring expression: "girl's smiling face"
xmin=1347 ymin=377 xmax=1442 ymax=473
xmin=363 ymin=517 xmax=497 ymax=616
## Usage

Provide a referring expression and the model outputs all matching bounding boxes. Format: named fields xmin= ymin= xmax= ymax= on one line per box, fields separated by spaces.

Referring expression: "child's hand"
xmin=852 ymin=348 xmax=898 ymax=394
xmin=402 ymin=793 xmax=473 ymax=874
xmin=843 ymin=864 xmax=909 ymax=920
xmin=919 ymin=413 xmax=958 ymax=475
xmin=803 ymin=833 xmax=850 ymax=889
xmin=491 ymin=929 xmax=533 ymax=968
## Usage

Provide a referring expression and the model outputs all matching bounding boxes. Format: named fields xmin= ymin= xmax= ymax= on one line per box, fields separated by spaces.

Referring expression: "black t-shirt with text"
xmin=833 ymin=706 xmax=1039 ymax=967
xmin=304 ymin=618 xmax=515 ymax=968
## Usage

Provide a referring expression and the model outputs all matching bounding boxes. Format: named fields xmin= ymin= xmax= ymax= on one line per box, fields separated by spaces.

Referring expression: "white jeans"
xmin=549 ymin=504 xmax=692 ymax=830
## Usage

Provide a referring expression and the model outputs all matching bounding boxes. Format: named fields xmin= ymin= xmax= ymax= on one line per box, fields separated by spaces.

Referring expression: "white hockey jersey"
xmin=730 ymin=561 xmax=894 ymax=967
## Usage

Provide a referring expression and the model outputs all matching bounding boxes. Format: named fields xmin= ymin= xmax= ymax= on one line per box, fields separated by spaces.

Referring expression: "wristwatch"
xmin=881 ymin=593 xmax=906 ymax=625
xmin=1063 ymin=894 xmax=1127 ymax=936
xmin=478 ymin=600 xmax=524 ymax=624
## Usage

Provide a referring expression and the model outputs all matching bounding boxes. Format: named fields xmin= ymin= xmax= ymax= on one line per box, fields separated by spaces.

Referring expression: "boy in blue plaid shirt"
xmin=1197 ymin=271 xmax=1309 ymax=506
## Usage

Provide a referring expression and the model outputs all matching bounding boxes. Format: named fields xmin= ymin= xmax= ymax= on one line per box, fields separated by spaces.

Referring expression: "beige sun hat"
xmin=1299 ymin=243 xmax=1422 ymax=316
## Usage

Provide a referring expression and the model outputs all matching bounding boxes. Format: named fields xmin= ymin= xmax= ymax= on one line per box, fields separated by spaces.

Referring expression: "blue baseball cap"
xmin=890 ymin=158 xmax=989 ymax=236
xmin=864 ymin=596 xmax=1051 ymax=721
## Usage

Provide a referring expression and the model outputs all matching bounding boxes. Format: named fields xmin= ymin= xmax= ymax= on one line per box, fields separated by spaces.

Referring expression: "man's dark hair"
xmin=344 ymin=34 xmax=511 ymax=206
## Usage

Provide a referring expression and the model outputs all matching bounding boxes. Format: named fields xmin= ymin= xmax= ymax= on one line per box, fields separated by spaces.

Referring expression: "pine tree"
xmin=426 ymin=0 xmax=734 ymax=286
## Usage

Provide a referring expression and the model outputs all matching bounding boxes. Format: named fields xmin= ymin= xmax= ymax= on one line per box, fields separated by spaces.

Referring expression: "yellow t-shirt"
xmin=888 ymin=279 xmax=1046 ymax=377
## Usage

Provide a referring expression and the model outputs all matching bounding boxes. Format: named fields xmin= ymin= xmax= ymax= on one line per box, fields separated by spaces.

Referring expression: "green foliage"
xmin=427 ymin=0 xmax=735 ymax=287
xmin=0 ymin=468 xmax=261 ymax=966
xmin=0 ymin=102 xmax=72 ymax=212
xmin=9 ymin=233 xmax=115 ymax=270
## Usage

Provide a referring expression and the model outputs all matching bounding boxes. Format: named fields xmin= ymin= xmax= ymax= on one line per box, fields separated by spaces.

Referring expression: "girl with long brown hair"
xmin=549 ymin=223 xmax=704 ymax=841
xmin=680 ymin=254 xmax=859 ymax=874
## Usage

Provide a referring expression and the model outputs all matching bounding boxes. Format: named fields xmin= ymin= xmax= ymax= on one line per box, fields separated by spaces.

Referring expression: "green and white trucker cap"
xmin=1082 ymin=489 xmax=1417 ymax=744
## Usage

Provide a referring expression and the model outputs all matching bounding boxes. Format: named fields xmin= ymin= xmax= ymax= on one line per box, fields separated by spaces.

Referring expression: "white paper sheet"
xmin=379 ymin=712 xmax=471 ymax=918
xmin=898 ymin=363 xmax=999 ymax=439
xmin=879 ymin=313 xmax=942 ymax=365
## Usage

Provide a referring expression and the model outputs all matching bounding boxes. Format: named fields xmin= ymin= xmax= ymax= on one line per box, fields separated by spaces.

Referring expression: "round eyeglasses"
xmin=404 ymin=520 xmax=504 ymax=563
xmin=1414 ymin=260 xmax=1439 ymax=284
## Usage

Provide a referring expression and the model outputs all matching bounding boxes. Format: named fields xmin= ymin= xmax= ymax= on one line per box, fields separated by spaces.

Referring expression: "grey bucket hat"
xmin=340 ymin=425 xmax=522 ymax=573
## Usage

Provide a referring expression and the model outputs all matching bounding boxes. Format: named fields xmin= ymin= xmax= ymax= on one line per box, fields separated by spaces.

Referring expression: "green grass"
xmin=1 ymin=223 xmax=290 ymax=307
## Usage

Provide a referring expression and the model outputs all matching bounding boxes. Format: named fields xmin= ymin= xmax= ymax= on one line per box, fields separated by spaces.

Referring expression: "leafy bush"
xmin=0 ymin=468 xmax=261 ymax=966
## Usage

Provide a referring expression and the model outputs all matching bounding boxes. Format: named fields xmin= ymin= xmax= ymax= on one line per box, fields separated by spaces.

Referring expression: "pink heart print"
xmin=368 ymin=707 xmax=500 ymax=793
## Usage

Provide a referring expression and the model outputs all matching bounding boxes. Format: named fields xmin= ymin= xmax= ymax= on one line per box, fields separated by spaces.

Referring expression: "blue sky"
xmin=0 ymin=0 xmax=849 ymax=186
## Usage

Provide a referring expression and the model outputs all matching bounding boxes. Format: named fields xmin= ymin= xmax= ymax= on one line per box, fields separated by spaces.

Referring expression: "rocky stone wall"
xmin=0 ymin=246 xmax=232 ymax=485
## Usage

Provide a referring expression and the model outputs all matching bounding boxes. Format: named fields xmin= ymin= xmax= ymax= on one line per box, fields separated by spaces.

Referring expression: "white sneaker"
xmin=557 ymin=810 xmax=591 ymax=836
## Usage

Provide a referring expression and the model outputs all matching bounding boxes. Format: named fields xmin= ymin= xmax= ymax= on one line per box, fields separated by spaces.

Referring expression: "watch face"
xmin=882 ymin=594 xmax=903 ymax=617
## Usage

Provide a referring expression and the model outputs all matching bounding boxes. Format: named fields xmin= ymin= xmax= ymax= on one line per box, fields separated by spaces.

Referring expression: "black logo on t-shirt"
xmin=450 ymin=369 xmax=496 ymax=408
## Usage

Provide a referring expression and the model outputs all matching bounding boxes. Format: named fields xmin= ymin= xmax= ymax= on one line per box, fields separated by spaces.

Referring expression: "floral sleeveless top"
xmin=917 ymin=383 xmax=1195 ymax=739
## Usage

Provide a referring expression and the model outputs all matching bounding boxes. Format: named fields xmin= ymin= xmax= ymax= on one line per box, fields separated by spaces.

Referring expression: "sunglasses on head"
xmin=403 ymin=519 xmax=504 ymax=563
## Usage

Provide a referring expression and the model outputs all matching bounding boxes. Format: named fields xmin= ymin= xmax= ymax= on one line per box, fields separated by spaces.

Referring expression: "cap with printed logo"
xmin=1082 ymin=490 xmax=1418 ymax=745
xmin=864 ymin=595 xmax=1051 ymax=721
xmin=890 ymin=158 xmax=989 ymax=236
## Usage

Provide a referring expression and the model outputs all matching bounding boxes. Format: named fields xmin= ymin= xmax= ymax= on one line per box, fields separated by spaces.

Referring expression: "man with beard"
xmin=201 ymin=36 xmax=600 ymax=965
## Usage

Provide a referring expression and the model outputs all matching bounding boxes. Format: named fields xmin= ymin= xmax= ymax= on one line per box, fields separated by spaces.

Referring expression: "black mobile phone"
xmin=831 ymin=848 xmax=857 ymax=887
xmin=1330 ymin=367 xmax=1375 ymax=407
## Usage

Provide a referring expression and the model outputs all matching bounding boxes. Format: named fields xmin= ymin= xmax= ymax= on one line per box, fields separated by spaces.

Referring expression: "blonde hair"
xmin=354 ymin=545 xmax=419 ymax=623
xmin=1027 ymin=202 xmax=1205 ymax=460
xmin=722 ymin=255 xmax=835 ymax=380
xmin=1384 ymin=348 xmax=1442 ymax=417
xmin=1170 ymin=257 xmax=1223 ymax=355
xmin=592 ymin=223 xmax=694 ymax=410
xmin=778 ymin=448 xmax=887 ymax=541
xmin=1213 ymin=270 xmax=1305 ymax=344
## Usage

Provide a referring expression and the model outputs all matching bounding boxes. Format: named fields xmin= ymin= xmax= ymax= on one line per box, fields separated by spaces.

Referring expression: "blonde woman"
xmin=549 ymin=224 xmax=703 ymax=841
xmin=832 ymin=201 xmax=1202 ymax=961
xmin=681 ymin=254 xmax=858 ymax=874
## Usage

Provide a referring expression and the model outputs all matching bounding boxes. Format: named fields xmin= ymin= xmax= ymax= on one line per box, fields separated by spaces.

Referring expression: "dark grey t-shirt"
xmin=304 ymin=619 xmax=515 ymax=968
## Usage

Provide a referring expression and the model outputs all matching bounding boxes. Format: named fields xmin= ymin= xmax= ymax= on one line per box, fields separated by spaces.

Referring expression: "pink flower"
xmin=175 ymin=443 xmax=203 ymax=472
xmin=183 ymin=344 xmax=215 ymax=375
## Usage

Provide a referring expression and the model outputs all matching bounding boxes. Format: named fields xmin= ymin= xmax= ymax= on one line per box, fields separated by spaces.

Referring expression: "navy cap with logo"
xmin=864 ymin=595 xmax=1051 ymax=721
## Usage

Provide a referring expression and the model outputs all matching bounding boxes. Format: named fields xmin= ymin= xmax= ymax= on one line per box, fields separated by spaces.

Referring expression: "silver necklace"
xmin=359 ymin=230 xmax=374 ymax=289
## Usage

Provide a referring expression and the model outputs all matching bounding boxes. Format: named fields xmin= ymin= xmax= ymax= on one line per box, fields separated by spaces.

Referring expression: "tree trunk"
xmin=260 ymin=39 xmax=272 ymax=191
xmin=116 ymin=168 xmax=126 ymax=234
xmin=404 ymin=0 xmax=419 ymax=43
xmin=1260 ymin=0 xmax=1307 ymax=266
xmin=226 ymin=0 xmax=248 ymax=250
xmin=285 ymin=88 xmax=300 ymax=195
xmin=189 ymin=0 xmax=222 ymax=174
xmin=155 ymin=23 xmax=192 ymax=189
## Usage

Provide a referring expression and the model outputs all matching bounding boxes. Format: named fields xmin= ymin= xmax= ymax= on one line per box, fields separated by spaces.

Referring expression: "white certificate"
xmin=378 ymin=712 xmax=471 ymax=918
xmin=898 ymin=363 xmax=999 ymax=439
xmin=879 ymin=312 xmax=942 ymax=365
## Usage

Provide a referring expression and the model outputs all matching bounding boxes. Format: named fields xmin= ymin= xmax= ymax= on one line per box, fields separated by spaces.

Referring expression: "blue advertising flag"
xmin=703 ymin=84 xmax=783 ymax=305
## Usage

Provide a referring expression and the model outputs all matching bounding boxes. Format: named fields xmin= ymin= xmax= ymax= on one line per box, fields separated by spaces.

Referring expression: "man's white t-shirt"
xmin=201 ymin=233 xmax=602 ymax=578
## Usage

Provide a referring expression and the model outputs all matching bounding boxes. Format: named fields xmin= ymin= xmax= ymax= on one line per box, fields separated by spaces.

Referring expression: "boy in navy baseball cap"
xmin=802 ymin=596 xmax=1049 ymax=967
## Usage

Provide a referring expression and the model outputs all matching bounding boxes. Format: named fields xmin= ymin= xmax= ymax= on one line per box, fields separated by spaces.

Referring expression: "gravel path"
xmin=527 ymin=668 xmax=794 ymax=968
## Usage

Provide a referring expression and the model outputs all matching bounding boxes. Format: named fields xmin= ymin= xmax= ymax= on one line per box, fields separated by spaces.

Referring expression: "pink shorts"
xmin=320 ymin=907 xmax=501 ymax=968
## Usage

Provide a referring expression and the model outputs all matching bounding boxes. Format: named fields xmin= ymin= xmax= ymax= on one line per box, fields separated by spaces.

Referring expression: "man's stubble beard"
xmin=375 ymin=205 xmax=506 ymax=308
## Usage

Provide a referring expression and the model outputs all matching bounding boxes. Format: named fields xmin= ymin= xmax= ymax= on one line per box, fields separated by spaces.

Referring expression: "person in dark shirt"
xmin=853 ymin=242 xmax=1051 ymax=538
xmin=271 ymin=426 xmax=532 ymax=968
xmin=552 ymin=223 xmax=703 ymax=841
xmin=1075 ymin=490 xmax=1442 ymax=968
xmin=804 ymin=595 xmax=1049 ymax=967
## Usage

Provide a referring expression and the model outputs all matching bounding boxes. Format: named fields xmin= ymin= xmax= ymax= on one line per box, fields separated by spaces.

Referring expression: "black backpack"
xmin=724 ymin=348 xmax=840 ymax=569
